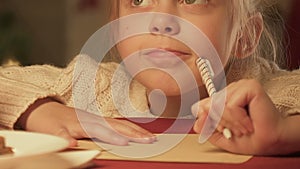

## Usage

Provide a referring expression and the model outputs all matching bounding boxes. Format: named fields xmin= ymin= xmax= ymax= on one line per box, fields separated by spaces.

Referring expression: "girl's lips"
xmin=144 ymin=48 xmax=190 ymax=57
xmin=141 ymin=49 xmax=191 ymax=68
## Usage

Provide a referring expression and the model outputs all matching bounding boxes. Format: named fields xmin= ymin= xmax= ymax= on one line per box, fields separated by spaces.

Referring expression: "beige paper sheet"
xmin=77 ymin=134 xmax=252 ymax=164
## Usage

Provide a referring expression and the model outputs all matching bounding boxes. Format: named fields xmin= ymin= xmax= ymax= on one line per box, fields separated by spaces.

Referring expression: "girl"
xmin=0 ymin=0 xmax=299 ymax=156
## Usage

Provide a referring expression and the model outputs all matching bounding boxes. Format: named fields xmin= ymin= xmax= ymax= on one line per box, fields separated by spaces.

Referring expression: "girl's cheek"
xmin=117 ymin=40 xmax=134 ymax=59
xmin=116 ymin=44 xmax=126 ymax=59
xmin=117 ymin=35 xmax=149 ymax=60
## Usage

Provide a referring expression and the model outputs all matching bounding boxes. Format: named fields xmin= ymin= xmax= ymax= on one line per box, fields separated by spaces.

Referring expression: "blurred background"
xmin=0 ymin=0 xmax=299 ymax=69
xmin=0 ymin=0 xmax=110 ymax=67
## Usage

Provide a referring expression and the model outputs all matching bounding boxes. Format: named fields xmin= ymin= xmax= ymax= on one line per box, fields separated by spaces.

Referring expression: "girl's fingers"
xmin=208 ymin=132 xmax=239 ymax=154
xmin=240 ymin=114 xmax=254 ymax=133
xmin=191 ymin=99 xmax=211 ymax=118
xmin=116 ymin=119 xmax=156 ymax=138
xmin=54 ymin=127 xmax=78 ymax=147
xmin=219 ymin=107 xmax=253 ymax=135
xmin=193 ymin=111 xmax=208 ymax=133
xmin=192 ymin=90 xmax=254 ymax=138
xmin=82 ymin=122 xmax=130 ymax=146
xmin=106 ymin=119 xmax=157 ymax=144
xmin=218 ymin=119 xmax=243 ymax=137
xmin=76 ymin=110 xmax=156 ymax=144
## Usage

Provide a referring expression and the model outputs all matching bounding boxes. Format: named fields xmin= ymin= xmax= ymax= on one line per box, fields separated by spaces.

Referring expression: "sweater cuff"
xmin=285 ymin=107 xmax=300 ymax=117
xmin=0 ymin=80 xmax=65 ymax=130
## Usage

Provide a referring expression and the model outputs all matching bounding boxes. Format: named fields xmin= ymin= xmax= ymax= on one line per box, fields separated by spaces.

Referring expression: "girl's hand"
xmin=192 ymin=79 xmax=285 ymax=155
xmin=16 ymin=99 xmax=156 ymax=147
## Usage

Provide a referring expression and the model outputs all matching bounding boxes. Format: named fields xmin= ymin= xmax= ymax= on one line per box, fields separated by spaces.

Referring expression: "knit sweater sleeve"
xmin=0 ymin=63 xmax=67 ymax=129
xmin=51 ymin=55 xmax=149 ymax=118
xmin=226 ymin=57 xmax=300 ymax=117
xmin=263 ymin=68 xmax=300 ymax=117
xmin=0 ymin=54 xmax=149 ymax=129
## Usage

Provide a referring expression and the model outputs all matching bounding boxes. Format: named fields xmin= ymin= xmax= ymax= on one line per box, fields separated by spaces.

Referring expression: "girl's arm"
xmin=0 ymin=58 xmax=156 ymax=146
xmin=278 ymin=115 xmax=300 ymax=154
xmin=0 ymin=65 xmax=63 ymax=130
xmin=16 ymin=99 xmax=156 ymax=147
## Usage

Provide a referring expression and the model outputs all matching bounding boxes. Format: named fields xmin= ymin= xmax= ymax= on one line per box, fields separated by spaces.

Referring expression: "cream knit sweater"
xmin=0 ymin=55 xmax=299 ymax=129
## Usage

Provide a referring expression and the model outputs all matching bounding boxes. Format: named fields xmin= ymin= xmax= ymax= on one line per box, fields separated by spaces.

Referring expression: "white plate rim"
xmin=0 ymin=130 xmax=69 ymax=161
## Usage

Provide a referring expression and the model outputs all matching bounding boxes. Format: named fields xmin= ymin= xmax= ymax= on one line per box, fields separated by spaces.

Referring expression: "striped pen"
xmin=196 ymin=57 xmax=232 ymax=140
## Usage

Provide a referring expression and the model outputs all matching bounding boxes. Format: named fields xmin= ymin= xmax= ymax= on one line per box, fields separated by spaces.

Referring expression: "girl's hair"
xmin=109 ymin=1 xmax=119 ymax=21
xmin=229 ymin=0 xmax=286 ymax=67
xmin=108 ymin=0 xmax=286 ymax=67
xmin=100 ymin=1 xmax=120 ymax=62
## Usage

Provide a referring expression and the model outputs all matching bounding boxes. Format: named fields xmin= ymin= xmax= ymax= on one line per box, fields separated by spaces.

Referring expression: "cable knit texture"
xmin=0 ymin=55 xmax=299 ymax=129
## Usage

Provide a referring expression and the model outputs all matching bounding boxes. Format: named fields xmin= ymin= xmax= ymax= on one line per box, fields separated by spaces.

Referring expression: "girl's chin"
xmin=142 ymin=83 xmax=181 ymax=96
xmin=149 ymin=89 xmax=181 ymax=97
xmin=135 ymin=70 xmax=199 ymax=95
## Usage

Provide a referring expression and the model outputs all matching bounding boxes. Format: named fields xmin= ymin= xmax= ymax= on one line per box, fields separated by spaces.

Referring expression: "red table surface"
xmin=90 ymin=118 xmax=300 ymax=169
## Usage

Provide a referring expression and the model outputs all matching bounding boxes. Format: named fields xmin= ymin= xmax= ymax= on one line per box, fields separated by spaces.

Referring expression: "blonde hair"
xmin=229 ymin=0 xmax=286 ymax=67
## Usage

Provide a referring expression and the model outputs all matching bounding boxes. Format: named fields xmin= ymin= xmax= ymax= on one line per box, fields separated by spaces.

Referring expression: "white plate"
xmin=0 ymin=150 xmax=101 ymax=169
xmin=0 ymin=130 xmax=69 ymax=161
xmin=56 ymin=150 xmax=100 ymax=168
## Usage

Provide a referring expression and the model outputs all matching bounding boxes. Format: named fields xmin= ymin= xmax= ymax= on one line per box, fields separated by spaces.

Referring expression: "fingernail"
xmin=191 ymin=102 xmax=199 ymax=117
xmin=137 ymin=133 xmax=157 ymax=142
xmin=133 ymin=136 xmax=157 ymax=144
xmin=191 ymin=102 xmax=204 ymax=118
xmin=143 ymin=136 xmax=157 ymax=142
xmin=112 ymin=136 xmax=129 ymax=146
xmin=147 ymin=133 xmax=156 ymax=138
xmin=68 ymin=139 xmax=78 ymax=147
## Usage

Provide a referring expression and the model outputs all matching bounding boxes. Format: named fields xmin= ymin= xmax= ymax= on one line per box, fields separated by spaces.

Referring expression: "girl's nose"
xmin=148 ymin=14 xmax=180 ymax=36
